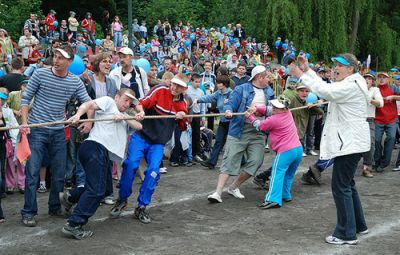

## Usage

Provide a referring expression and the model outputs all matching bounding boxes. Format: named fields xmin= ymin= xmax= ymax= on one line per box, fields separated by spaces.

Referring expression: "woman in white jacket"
xmin=289 ymin=53 xmax=369 ymax=245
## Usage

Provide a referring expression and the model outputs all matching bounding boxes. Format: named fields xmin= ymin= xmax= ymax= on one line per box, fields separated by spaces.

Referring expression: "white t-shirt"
xmin=249 ymin=86 xmax=266 ymax=121
xmin=87 ymin=96 xmax=129 ymax=161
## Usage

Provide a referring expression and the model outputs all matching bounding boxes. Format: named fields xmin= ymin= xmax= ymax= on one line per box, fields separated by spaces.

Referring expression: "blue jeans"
xmin=265 ymin=146 xmax=303 ymax=206
xmin=66 ymin=127 xmax=86 ymax=187
xmin=331 ymin=153 xmax=367 ymax=240
xmin=374 ymin=122 xmax=397 ymax=168
xmin=119 ymin=133 xmax=163 ymax=207
xmin=208 ymin=121 xmax=229 ymax=166
xmin=68 ymin=141 xmax=111 ymax=225
xmin=316 ymin=158 xmax=334 ymax=172
xmin=21 ymin=127 xmax=67 ymax=218
xmin=113 ymin=31 xmax=122 ymax=48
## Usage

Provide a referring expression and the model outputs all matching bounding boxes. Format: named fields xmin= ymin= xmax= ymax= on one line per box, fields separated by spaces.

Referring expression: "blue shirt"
xmin=223 ymin=82 xmax=274 ymax=138
xmin=198 ymin=88 xmax=233 ymax=123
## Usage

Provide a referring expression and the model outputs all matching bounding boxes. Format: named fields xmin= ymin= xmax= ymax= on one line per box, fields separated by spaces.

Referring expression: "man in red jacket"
xmin=374 ymin=72 xmax=400 ymax=172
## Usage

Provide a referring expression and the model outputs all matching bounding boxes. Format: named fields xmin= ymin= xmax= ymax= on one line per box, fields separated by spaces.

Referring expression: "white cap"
xmin=270 ymin=99 xmax=286 ymax=109
xmin=249 ymin=65 xmax=266 ymax=81
xmin=296 ymin=83 xmax=307 ymax=90
xmin=54 ymin=48 xmax=71 ymax=59
xmin=118 ymin=47 xmax=134 ymax=56
xmin=171 ymin=77 xmax=188 ymax=88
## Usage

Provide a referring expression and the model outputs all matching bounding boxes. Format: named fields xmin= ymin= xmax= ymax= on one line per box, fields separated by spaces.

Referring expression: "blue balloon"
xmin=78 ymin=44 xmax=86 ymax=53
xmin=184 ymin=40 xmax=191 ymax=48
xmin=235 ymin=42 xmax=240 ymax=48
xmin=135 ymin=58 xmax=151 ymax=73
xmin=0 ymin=69 xmax=4 ymax=77
xmin=275 ymin=40 xmax=280 ymax=47
xmin=190 ymin=34 xmax=195 ymax=42
xmin=225 ymin=42 xmax=231 ymax=47
xmin=290 ymin=52 xmax=296 ymax=58
xmin=221 ymin=27 xmax=227 ymax=33
xmin=95 ymin=39 xmax=102 ymax=46
xmin=204 ymin=29 xmax=208 ymax=34
xmin=132 ymin=59 xmax=137 ymax=66
xmin=146 ymin=42 xmax=151 ymax=49
xmin=178 ymin=47 xmax=184 ymax=53
xmin=282 ymin=43 xmax=288 ymax=50
xmin=305 ymin=53 xmax=311 ymax=60
xmin=139 ymin=45 xmax=146 ymax=52
xmin=53 ymin=21 xmax=59 ymax=27
xmin=306 ymin=92 xmax=318 ymax=104
xmin=68 ymin=55 xmax=85 ymax=75
xmin=111 ymin=64 xmax=115 ymax=70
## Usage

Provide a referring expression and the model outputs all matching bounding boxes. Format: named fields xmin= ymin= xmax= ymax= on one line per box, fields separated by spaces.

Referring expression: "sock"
xmin=40 ymin=181 xmax=46 ymax=187
xmin=229 ymin=182 xmax=238 ymax=190
xmin=216 ymin=186 xmax=223 ymax=196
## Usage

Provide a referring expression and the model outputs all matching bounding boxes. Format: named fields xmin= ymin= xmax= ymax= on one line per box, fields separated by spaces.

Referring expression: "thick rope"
xmin=0 ymin=101 xmax=328 ymax=131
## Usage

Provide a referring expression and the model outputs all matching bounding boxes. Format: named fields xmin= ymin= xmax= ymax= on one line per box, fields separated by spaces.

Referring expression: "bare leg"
xmin=230 ymin=171 xmax=251 ymax=189
xmin=215 ymin=173 xmax=229 ymax=195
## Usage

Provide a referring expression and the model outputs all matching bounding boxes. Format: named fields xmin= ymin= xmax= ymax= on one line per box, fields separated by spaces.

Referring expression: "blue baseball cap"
xmin=0 ymin=92 xmax=8 ymax=100
xmin=331 ymin=56 xmax=351 ymax=66
xmin=394 ymin=75 xmax=400 ymax=80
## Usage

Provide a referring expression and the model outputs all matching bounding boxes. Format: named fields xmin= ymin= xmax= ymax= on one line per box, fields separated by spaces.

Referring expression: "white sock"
xmin=40 ymin=181 xmax=46 ymax=187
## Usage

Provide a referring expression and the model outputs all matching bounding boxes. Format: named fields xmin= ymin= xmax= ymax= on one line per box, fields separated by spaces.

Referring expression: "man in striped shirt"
xmin=20 ymin=45 xmax=92 ymax=227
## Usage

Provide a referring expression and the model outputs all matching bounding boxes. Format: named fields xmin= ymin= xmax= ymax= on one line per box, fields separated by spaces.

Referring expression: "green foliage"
xmin=1 ymin=0 xmax=399 ymax=68
xmin=0 ymin=0 xmax=43 ymax=39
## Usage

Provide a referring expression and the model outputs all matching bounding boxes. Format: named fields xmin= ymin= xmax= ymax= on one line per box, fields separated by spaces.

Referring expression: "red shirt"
xmin=45 ymin=15 xmax=55 ymax=31
xmin=28 ymin=49 xmax=42 ymax=64
xmin=375 ymin=84 xmax=398 ymax=124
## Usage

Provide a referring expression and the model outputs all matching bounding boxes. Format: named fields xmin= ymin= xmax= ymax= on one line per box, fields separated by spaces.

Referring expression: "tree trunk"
xmin=349 ymin=0 xmax=360 ymax=53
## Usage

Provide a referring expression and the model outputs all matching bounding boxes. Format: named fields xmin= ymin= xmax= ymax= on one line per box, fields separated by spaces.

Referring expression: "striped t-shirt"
xmin=21 ymin=67 xmax=91 ymax=129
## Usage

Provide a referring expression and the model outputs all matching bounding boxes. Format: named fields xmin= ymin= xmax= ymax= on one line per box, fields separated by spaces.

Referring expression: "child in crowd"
xmin=245 ymin=95 xmax=303 ymax=209
xmin=102 ymin=34 xmax=114 ymax=53
xmin=28 ymin=43 xmax=42 ymax=65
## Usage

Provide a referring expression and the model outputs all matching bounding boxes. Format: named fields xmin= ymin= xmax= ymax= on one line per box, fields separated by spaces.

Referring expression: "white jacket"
xmin=299 ymin=70 xmax=370 ymax=160
xmin=109 ymin=65 xmax=149 ymax=98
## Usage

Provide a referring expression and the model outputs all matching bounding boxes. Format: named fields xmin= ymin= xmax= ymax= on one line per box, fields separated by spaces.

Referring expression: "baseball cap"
xmin=363 ymin=72 xmax=375 ymax=79
xmin=394 ymin=75 xmax=400 ymax=80
xmin=331 ymin=56 xmax=351 ymax=66
xmin=171 ymin=77 xmax=188 ymax=88
xmin=296 ymin=83 xmax=307 ymax=90
xmin=118 ymin=47 xmax=134 ymax=56
xmin=270 ymin=95 xmax=290 ymax=109
xmin=0 ymin=92 xmax=8 ymax=100
xmin=249 ymin=65 xmax=266 ymax=81
xmin=54 ymin=48 xmax=72 ymax=59
xmin=377 ymin=72 xmax=389 ymax=78
xmin=270 ymin=99 xmax=285 ymax=109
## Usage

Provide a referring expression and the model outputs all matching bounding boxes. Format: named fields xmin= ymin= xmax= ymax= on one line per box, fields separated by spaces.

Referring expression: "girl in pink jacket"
xmin=246 ymin=95 xmax=303 ymax=209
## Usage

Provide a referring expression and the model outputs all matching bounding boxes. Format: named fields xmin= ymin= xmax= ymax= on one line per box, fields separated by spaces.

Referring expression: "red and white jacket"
xmin=138 ymin=85 xmax=188 ymax=145
xmin=81 ymin=18 xmax=95 ymax=34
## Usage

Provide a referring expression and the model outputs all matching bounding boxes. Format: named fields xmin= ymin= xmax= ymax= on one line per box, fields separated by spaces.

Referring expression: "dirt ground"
xmin=1 ymin=147 xmax=400 ymax=255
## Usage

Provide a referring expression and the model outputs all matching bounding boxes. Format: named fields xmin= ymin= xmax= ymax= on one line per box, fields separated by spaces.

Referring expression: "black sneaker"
xmin=22 ymin=216 xmax=37 ymax=227
xmin=59 ymin=191 xmax=74 ymax=213
xmin=109 ymin=199 xmax=127 ymax=218
xmin=258 ymin=201 xmax=280 ymax=209
xmin=309 ymin=165 xmax=321 ymax=185
xmin=64 ymin=182 xmax=73 ymax=190
xmin=62 ymin=222 xmax=93 ymax=240
xmin=200 ymin=161 xmax=215 ymax=169
xmin=301 ymin=172 xmax=317 ymax=185
xmin=170 ymin=162 xmax=179 ymax=167
xmin=134 ymin=206 xmax=151 ymax=224
xmin=252 ymin=176 xmax=268 ymax=190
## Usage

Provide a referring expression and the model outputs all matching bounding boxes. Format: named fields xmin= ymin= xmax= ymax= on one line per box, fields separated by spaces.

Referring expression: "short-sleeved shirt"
xmin=87 ymin=96 xmax=129 ymax=161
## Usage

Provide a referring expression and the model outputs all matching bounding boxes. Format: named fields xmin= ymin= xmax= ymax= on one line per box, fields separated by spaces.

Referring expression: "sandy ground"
xmin=1 ymin=148 xmax=400 ymax=255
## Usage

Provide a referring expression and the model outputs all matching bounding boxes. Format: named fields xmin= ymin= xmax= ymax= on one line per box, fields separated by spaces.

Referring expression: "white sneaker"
xmin=308 ymin=150 xmax=318 ymax=156
xmin=325 ymin=235 xmax=358 ymax=245
xmin=392 ymin=166 xmax=400 ymax=171
xmin=37 ymin=183 xmax=47 ymax=193
xmin=207 ymin=192 xmax=222 ymax=203
xmin=357 ymin=229 xmax=369 ymax=235
xmin=160 ymin=167 xmax=168 ymax=174
xmin=104 ymin=196 xmax=115 ymax=205
xmin=302 ymin=152 xmax=307 ymax=157
xmin=227 ymin=187 xmax=245 ymax=199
